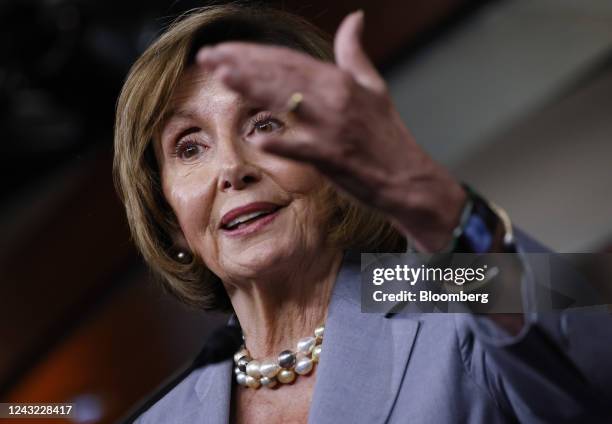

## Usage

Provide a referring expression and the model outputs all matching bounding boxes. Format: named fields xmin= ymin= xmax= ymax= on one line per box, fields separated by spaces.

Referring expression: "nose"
xmin=217 ymin=141 xmax=261 ymax=191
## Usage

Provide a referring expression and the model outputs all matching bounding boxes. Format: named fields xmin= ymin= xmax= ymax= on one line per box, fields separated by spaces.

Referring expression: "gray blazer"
xmin=133 ymin=232 xmax=612 ymax=423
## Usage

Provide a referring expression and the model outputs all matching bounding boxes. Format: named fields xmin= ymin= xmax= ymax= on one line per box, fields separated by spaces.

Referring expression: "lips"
xmin=220 ymin=201 xmax=283 ymax=231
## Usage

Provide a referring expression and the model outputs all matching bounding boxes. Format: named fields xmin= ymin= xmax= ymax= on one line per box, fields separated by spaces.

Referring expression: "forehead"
xmin=165 ymin=65 xmax=243 ymax=118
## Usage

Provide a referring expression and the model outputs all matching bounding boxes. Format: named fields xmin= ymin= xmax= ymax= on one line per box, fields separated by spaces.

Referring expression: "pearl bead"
xmin=236 ymin=372 xmax=248 ymax=386
xmin=277 ymin=369 xmax=296 ymax=384
xmin=314 ymin=325 xmax=325 ymax=339
xmin=297 ymin=336 xmax=316 ymax=355
xmin=234 ymin=349 xmax=248 ymax=363
xmin=245 ymin=375 xmax=261 ymax=389
xmin=175 ymin=250 xmax=192 ymax=264
xmin=278 ymin=350 xmax=296 ymax=369
xmin=246 ymin=360 xmax=261 ymax=378
xmin=260 ymin=376 xmax=278 ymax=388
xmin=312 ymin=344 xmax=322 ymax=363
xmin=259 ymin=359 xmax=281 ymax=378
xmin=237 ymin=355 xmax=251 ymax=372
xmin=297 ymin=337 xmax=317 ymax=355
xmin=234 ymin=324 xmax=326 ymax=389
xmin=294 ymin=357 xmax=313 ymax=375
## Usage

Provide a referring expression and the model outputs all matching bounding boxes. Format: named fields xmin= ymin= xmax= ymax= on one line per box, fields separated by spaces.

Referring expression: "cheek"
xmin=163 ymin=174 xmax=216 ymax=247
xmin=266 ymin=157 xmax=324 ymax=195
xmin=267 ymin=159 xmax=332 ymax=230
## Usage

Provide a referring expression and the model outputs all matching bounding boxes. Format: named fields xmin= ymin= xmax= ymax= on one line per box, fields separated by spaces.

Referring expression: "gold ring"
xmin=286 ymin=92 xmax=303 ymax=113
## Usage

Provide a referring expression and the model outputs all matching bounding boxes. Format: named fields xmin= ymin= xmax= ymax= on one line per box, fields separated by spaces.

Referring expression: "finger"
xmin=214 ymin=66 xmax=248 ymax=94
xmin=196 ymin=43 xmax=328 ymax=122
xmin=214 ymin=65 xmax=319 ymax=124
xmin=334 ymin=10 xmax=386 ymax=94
xmin=251 ymin=132 xmax=331 ymax=164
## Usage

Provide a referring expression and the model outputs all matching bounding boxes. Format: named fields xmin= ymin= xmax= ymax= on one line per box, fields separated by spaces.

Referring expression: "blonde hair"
xmin=113 ymin=3 xmax=406 ymax=311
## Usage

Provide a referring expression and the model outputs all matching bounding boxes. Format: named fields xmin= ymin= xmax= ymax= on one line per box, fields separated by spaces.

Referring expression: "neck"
xmin=225 ymin=247 xmax=343 ymax=360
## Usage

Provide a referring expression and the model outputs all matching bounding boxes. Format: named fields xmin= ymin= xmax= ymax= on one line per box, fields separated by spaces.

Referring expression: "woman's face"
xmin=155 ymin=65 xmax=330 ymax=285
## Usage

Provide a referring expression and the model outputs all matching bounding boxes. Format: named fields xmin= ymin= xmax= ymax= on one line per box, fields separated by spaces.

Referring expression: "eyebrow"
xmin=162 ymin=99 xmax=265 ymax=131
xmin=161 ymin=108 xmax=196 ymax=127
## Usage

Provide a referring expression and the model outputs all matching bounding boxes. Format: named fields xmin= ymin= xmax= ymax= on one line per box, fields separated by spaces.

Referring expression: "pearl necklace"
xmin=233 ymin=324 xmax=324 ymax=389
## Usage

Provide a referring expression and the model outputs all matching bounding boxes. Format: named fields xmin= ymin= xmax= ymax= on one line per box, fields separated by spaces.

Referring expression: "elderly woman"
xmin=114 ymin=4 xmax=611 ymax=424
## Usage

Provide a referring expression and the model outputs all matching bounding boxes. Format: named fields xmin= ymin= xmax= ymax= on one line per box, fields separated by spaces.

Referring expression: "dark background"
xmin=1 ymin=0 xmax=611 ymax=423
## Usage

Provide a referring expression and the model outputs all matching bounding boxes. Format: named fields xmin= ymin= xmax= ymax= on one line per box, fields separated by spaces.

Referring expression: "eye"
xmin=174 ymin=138 xmax=207 ymax=161
xmin=249 ymin=112 xmax=283 ymax=135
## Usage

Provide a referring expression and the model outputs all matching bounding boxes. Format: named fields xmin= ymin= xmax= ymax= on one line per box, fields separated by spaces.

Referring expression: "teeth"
xmin=226 ymin=210 xmax=270 ymax=229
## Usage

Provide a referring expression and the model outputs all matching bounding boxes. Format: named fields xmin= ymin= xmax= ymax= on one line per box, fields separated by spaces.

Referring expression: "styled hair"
xmin=113 ymin=3 xmax=407 ymax=312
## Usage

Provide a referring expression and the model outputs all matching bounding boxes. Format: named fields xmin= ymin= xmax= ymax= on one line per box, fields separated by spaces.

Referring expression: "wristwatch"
xmin=445 ymin=185 xmax=516 ymax=254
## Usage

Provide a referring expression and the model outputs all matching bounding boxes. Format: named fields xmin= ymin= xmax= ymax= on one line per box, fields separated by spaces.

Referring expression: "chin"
xmin=222 ymin=238 xmax=297 ymax=278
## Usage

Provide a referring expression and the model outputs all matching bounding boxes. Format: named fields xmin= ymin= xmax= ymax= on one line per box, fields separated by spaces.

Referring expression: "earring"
xmin=175 ymin=250 xmax=193 ymax=264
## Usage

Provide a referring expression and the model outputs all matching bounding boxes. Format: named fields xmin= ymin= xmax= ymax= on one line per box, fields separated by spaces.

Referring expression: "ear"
xmin=334 ymin=10 xmax=386 ymax=94
xmin=172 ymin=230 xmax=190 ymax=250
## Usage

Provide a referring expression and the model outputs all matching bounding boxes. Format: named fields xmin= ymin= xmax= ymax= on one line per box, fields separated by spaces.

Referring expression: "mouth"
xmin=220 ymin=202 xmax=285 ymax=237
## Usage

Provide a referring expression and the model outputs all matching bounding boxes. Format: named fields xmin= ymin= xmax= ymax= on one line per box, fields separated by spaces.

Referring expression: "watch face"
xmin=462 ymin=214 xmax=493 ymax=253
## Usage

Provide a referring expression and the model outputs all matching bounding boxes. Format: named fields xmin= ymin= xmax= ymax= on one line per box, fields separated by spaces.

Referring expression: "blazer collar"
xmin=193 ymin=250 xmax=420 ymax=424
xmin=194 ymin=357 xmax=233 ymax=423
xmin=307 ymin=250 xmax=420 ymax=423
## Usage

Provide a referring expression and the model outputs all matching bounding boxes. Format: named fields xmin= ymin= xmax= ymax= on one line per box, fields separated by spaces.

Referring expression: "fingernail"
xmin=355 ymin=10 xmax=365 ymax=34
xmin=219 ymin=67 xmax=240 ymax=85
xmin=197 ymin=48 xmax=220 ymax=64
xmin=196 ymin=47 xmax=210 ymax=62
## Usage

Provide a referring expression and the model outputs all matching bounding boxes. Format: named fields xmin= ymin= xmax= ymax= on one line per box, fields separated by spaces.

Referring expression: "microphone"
xmin=118 ymin=323 xmax=243 ymax=424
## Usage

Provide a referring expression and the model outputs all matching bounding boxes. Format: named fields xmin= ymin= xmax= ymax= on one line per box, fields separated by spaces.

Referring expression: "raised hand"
xmin=196 ymin=11 xmax=467 ymax=252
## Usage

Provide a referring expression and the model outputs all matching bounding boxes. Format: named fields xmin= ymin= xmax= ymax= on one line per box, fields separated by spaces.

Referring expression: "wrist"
xmin=385 ymin=174 xmax=468 ymax=253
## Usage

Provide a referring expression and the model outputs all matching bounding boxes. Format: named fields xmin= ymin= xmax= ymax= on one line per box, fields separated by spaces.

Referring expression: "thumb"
xmin=334 ymin=10 xmax=386 ymax=93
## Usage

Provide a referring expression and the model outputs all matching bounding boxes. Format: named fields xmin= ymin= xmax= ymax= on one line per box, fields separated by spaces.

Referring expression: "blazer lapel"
xmin=190 ymin=250 xmax=419 ymax=424
xmin=194 ymin=357 xmax=234 ymax=424
xmin=308 ymin=250 xmax=420 ymax=424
